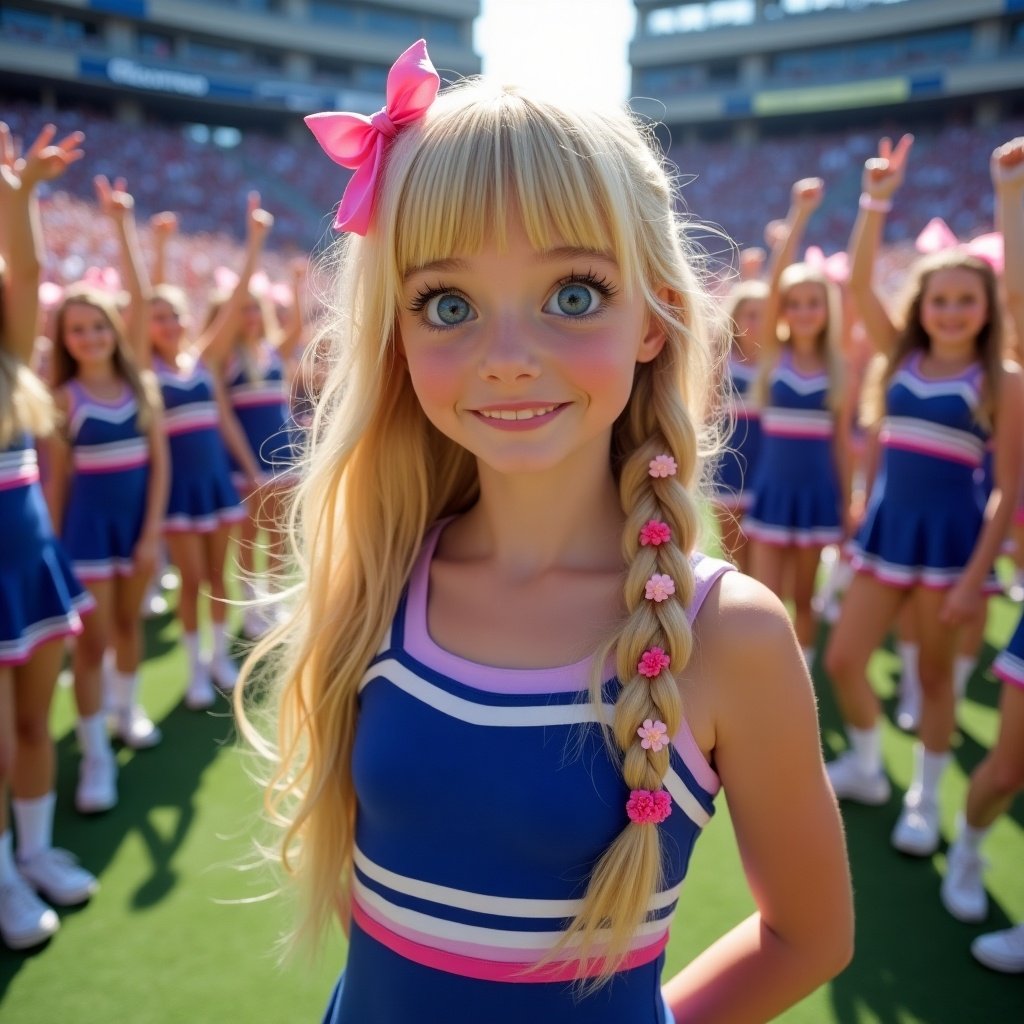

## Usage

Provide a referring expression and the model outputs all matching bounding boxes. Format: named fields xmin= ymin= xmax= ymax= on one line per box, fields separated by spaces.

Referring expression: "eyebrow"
xmin=403 ymin=246 xmax=617 ymax=282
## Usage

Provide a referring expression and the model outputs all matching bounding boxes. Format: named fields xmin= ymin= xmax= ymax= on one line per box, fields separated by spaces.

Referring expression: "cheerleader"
xmin=98 ymin=186 xmax=256 ymax=710
xmin=0 ymin=123 xmax=97 ymax=950
xmin=45 ymin=263 xmax=169 ymax=812
xmin=745 ymin=178 xmax=851 ymax=664
xmin=824 ymin=135 xmax=1023 ymax=857
xmin=710 ymin=280 xmax=767 ymax=571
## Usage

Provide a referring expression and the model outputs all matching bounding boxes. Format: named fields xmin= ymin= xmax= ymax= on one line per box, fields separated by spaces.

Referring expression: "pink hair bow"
xmin=304 ymin=39 xmax=440 ymax=235
xmin=81 ymin=265 xmax=123 ymax=295
xmin=915 ymin=217 xmax=1004 ymax=274
xmin=804 ymin=246 xmax=849 ymax=285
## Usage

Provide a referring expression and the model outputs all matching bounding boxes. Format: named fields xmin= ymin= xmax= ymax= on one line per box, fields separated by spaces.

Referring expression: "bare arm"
xmin=211 ymin=371 xmax=261 ymax=492
xmin=132 ymin=402 xmax=170 ymax=579
xmin=95 ymin=175 xmax=152 ymax=366
xmin=194 ymin=192 xmax=274 ymax=368
xmin=0 ymin=123 xmax=84 ymax=364
xmin=663 ymin=575 xmax=853 ymax=1023
xmin=276 ymin=256 xmax=308 ymax=360
xmin=846 ymin=135 xmax=913 ymax=356
xmin=992 ymin=138 xmax=1024 ymax=355
xmin=42 ymin=389 xmax=72 ymax=533
xmin=150 ymin=211 xmax=178 ymax=287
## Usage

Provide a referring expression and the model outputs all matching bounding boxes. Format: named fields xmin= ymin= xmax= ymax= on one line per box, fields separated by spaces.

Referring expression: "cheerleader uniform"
xmin=711 ymin=355 xmax=761 ymax=511
xmin=322 ymin=521 xmax=733 ymax=1024
xmin=224 ymin=342 xmax=294 ymax=490
xmin=745 ymin=350 xmax=842 ymax=547
xmin=851 ymin=353 xmax=996 ymax=591
xmin=60 ymin=381 xmax=150 ymax=582
xmin=0 ymin=435 xmax=94 ymax=665
xmin=993 ymin=612 xmax=1024 ymax=689
xmin=155 ymin=356 xmax=243 ymax=533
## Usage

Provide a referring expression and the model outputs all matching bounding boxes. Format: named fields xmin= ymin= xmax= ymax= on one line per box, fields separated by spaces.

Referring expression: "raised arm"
xmin=194 ymin=192 xmax=274 ymax=368
xmin=95 ymin=175 xmax=152 ymax=366
xmin=149 ymin=211 xmax=178 ymax=287
xmin=756 ymin=178 xmax=825 ymax=358
xmin=276 ymin=255 xmax=308 ymax=360
xmin=664 ymin=574 xmax=853 ymax=1022
xmin=0 ymin=122 xmax=83 ymax=364
xmin=992 ymin=137 xmax=1024 ymax=355
xmin=846 ymin=135 xmax=913 ymax=356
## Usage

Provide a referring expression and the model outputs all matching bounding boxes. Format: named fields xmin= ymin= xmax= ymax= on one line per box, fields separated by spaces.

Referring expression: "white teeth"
xmin=480 ymin=405 xmax=557 ymax=421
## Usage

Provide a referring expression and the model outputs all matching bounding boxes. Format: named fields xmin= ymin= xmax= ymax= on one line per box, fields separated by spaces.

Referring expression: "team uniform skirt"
xmin=992 ymin=612 xmax=1024 ymax=690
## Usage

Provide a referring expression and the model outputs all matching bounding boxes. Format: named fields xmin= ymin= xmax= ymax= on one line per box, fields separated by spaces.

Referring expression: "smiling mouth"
xmin=476 ymin=404 xmax=561 ymax=422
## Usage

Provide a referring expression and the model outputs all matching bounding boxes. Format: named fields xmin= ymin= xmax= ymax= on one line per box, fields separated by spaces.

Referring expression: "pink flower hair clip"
xmin=638 ymin=647 xmax=671 ymax=679
xmin=305 ymin=39 xmax=440 ymax=235
xmin=639 ymin=520 xmax=671 ymax=547
xmin=626 ymin=789 xmax=672 ymax=825
xmin=648 ymin=454 xmax=677 ymax=479
xmin=637 ymin=719 xmax=669 ymax=753
xmin=645 ymin=574 xmax=675 ymax=603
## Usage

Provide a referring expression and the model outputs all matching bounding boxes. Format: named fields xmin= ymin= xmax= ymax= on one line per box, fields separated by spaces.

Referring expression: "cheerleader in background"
xmin=824 ymin=135 xmax=1023 ymax=857
xmin=745 ymin=177 xmax=851 ymax=666
xmin=0 ymin=123 xmax=98 ymax=950
xmin=44 ymin=236 xmax=169 ymax=812
xmin=710 ymin=279 xmax=766 ymax=571
xmin=98 ymin=186 xmax=259 ymax=710
xmin=196 ymin=196 xmax=297 ymax=640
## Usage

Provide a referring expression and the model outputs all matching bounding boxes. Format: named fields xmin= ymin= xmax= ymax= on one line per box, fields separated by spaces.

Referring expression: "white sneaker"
xmin=972 ymin=923 xmax=1024 ymax=973
xmin=75 ymin=753 xmax=118 ymax=814
xmin=143 ymin=592 xmax=168 ymax=618
xmin=891 ymin=791 xmax=940 ymax=856
xmin=184 ymin=664 xmax=216 ymax=711
xmin=111 ymin=705 xmax=162 ymax=750
xmin=209 ymin=653 xmax=239 ymax=693
xmin=0 ymin=877 xmax=59 ymax=949
xmin=826 ymin=752 xmax=891 ymax=805
xmin=941 ymin=841 xmax=988 ymax=922
xmin=18 ymin=848 xmax=98 ymax=906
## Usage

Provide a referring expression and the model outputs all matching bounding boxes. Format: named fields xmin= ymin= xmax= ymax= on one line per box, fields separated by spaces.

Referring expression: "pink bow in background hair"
xmin=915 ymin=216 xmax=1004 ymax=275
xmin=305 ymin=39 xmax=440 ymax=234
xmin=81 ymin=265 xmax=124 ymax=296
xmin=804 ymin=246 xmax=849 ymax=285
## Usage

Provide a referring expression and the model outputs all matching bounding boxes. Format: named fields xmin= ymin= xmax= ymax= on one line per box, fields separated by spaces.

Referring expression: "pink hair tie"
xmin=638 ymin=647 xmax=670 ymax=678
xmin=626 ymin=789 xmax=672 ymax=825
xmin=639 ymin=520 xmax=671 ymax=547
xmin=305 ymin=39 xmax=440 ymax=235
xmin=645 ymin=574 xmax=675 ymax=603
xmin=648 ymin=454 xmax=677 ymax=478
xmin=637 ymin=719 xmax=669 ymax=752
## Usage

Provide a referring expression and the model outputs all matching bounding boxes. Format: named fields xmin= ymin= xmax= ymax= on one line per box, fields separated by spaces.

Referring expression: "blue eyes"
xmin=413 ymin=277 xmax=609 ymax=329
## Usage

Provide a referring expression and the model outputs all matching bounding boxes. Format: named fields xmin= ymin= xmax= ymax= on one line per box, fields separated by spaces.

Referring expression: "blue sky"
xmin=474 ymin=0 xmax=636 ymax=107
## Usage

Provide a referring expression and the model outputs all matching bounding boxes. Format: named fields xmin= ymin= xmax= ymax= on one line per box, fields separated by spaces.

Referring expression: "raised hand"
xmin=150 ymin=210 xmax=179 ymax=237
xmin=246 ymin=190 xmax=274 ymax=245
xmin=862 ymin=134 xmax=914 ymax=200
xmin=791 ymin=176 xmax=825 ymax=214
xmin=991 ymin=137 xmax=1024 ymax=192
xmin=94 ymin=174 xmax=135 ymax=221
xmin=0 ymin=122 xmax=84 ymax=192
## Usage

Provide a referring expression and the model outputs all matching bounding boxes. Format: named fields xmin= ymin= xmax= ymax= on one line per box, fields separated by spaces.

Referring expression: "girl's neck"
xmin=787 ymin=343 xmax=825 ymax=373
xmin=731 ymin=337 xmax=757 ymax=363
xmin=449 ymin=439 xmax=625 ymax=579
xmin=924 ymin=338 xmax=977 ymax=371
xmin=74 ymin=359 xmax=120 ymax=391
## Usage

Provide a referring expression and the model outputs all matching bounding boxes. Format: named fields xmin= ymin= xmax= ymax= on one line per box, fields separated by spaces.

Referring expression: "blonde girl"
xmin=238 ymin=41 xmax=851 ymax=1023
xmin=744 ymin=178 xmax=851 ymax=666
xmin=709 ymin=279 xmax=767 ymax=571
xmin=0 ymin=123 xmax=98 ymax=950
xmin=824 ymin=135 xmax=1023 ymax=859
xmin=45 ymin=265 xmax=169 ymax=813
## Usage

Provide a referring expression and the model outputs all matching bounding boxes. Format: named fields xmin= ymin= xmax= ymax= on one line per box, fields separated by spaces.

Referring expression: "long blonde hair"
xmin=756 ymin=262 xmax=844 ymax=411
xmin=860 ymin=250 xmax=1002 ymax=430
xmin=237 ymin=79 xmax=722 ymax=982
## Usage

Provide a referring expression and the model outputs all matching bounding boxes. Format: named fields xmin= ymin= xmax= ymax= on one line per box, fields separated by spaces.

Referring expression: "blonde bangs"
xmin=387 ymin=85 xmax=642 ymax=290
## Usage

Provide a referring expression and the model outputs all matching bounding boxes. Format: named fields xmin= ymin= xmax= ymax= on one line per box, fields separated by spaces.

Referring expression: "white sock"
xmin=955 ymin=814 xmax=989 ymax=854
xmin=109 ymin=670 xmax=138 ymax=712
xmin=898 ymin=642 xmax=920 ymax=691
xmin=0 ymin=831 xmax=18 ymax=885
xmin=211 ymin=621 xmax=229 ymax=659
xmin=953 ymin=655 xmax=974 ymax=702
xmin=847 ymin=723 xmax=882 ymax=776
xmin=12 ymin=793 xmax=55 ymax=861
xmin=911 ymin=743 xmax=950 ymax=803
xmin=183 ymin=631 xmax=202 ymax=672
xmin=76 ymin=712 xmax=111 ymax=759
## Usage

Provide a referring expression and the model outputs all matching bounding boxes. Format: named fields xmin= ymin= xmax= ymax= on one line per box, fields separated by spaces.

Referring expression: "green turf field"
xmin=2 ymin=563 xmax=1021 ymax=1023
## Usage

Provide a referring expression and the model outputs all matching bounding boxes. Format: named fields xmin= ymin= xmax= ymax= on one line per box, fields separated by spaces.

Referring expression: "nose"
xmin=477 ymin=311 xmax=540 ymax=384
